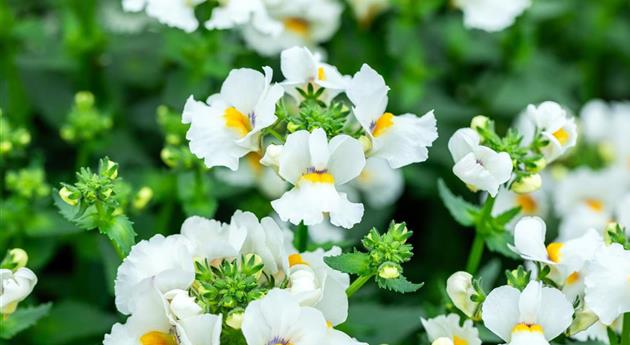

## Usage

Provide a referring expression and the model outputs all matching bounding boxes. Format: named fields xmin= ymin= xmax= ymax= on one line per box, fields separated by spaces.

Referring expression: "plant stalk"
xmin=346 ymin=274 xmax=373 ymax=297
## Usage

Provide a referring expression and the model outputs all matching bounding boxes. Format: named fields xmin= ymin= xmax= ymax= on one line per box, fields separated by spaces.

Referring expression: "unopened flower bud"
xmin=432 ymin=337 xmax=454 ymax=345
xmin=161 ymin=147 xmax=178 ymax=168
xmin=133 ymin=186 xmax=154 ymax=210
xmin=378 ymin=262 xmax=401 ymax=279
xmin=226 ymin=309 xmax=244 ymax=330
xmin=60 ymin=126 xmax=75 ymax=141
xmin=287 ymin=122 xmax=300 ymax=133
xmin=102 ymin=159 xmax=119 ymax=179
xmin=165 ymin=133 xmax=180 ymax=146
xmin=603 ymin=222 xmax=626 ymax=246
xmin=470 ymin=115 xmax=490 ymax=131
xmin=446 ymin=271 xmax=478 ymax=319
xmin=530 ymin=157 xmax=547 ymax=173
xmin=16 ymin=130 xmax=31 ymax=146
xmin=358 ymin=135 xmax=372 ymax=153
xmin=100 ymin=188 xmax=113 ymax=200
xmin=260 ymin=144 xmax=283 ymax=168
xmin=8 ymin=249 xmax=28 ymax=270
xmin=59 ymin=186 xmax=79 ymax=206
xmin=511 ymin=174 xmax=542 ymax=194
xmin=75 ymin=91 xmax=95 ymax=109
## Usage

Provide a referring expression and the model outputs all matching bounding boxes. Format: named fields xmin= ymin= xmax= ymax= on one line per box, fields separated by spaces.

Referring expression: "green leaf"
xmin=495 ymin=206 xmax=521 ymax=226
xmin=437 ymin=179 xmax=478 ymax=226
xmin=0 ymin=303 xmax=52 ymax=339
xmin=376 ymin=275 xmax=424 ymax=293
xmin=52 ymin=190 xmax=99 ymax=230
xmin=324 ymin=252 xmax=371 ymax=275
xmin=99 ymin=215 xmax=136 ymax=256
xmin=485 ymin=232 xmax=519 ymax=259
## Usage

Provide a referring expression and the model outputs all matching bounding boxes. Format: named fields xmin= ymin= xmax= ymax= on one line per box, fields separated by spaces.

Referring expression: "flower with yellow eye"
xmin=519 ymin=101 xmax=577 ymax=163
xmin=122 ymin=0 xmax=205 ymax=33
xmin=241 ymin=0 xmax=342 ymax=56
xmin=280 ymin=46 xmax=349 ymax=104
xmin=0 ymin=267 xmax=37 ymax=316
xmin=182 ymin=67 xmax=284 ymax=170
xmin=421 ymin=314 xmax=481 ymax=345
xmin=346 ymin=64 xmax=438 ymax=169
xmin=482 ymin=281 xmax=573 ymax=345
xmin=510 ymin=216 xmax=604 ymax=301
xmin=263 ymin=128 xmax=366 ymax=228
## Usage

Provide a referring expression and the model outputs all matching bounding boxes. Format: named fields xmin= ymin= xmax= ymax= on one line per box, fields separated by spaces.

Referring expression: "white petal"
xmin=145 ymin=0 xmax=200 ymax=33
xmin=448 ymin=128 xmax=481 ymax=162
xmin=327 ymin=135 xmax=366 ymax=185
xmin=281 ymin=46 xmax=317 ymax=83
xmin=512 ymin=217 xmax=551 ymax=263
xmin=537 ymin=285 xmax=573 ymax=340
xmin=482 ymin=285 xmax=521 ymax=341
xmin=278 ymin=130 xmax=312 ymax=184
xmin=518 ymin=281 xmax=542 ymax=325
xmin=309 ymin=128 xmax=331 ymax=171
xmin=220 ymin=68 xmax=266 ymax=115
xmin=177 ymin=313 xmax=223 ymax=345
xmin=180 ymin=216 xmax=238 ymax=260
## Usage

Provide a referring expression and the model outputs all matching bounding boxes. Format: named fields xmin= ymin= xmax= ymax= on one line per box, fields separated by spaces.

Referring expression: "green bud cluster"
xmin=157 ymin=106 xmax=202 ymax=169
xmin=192 ymin=255 xmax=276 ymax=318
xmin=604 ymin=223 xmax=628 ymax=249
xmin=506 ymin=265 xmax=532 ymax=290
xmin=59 ymin=157 xmax=119 ymax=207
xmin=60 ymin=91 xmax=112 ymax=143
xmin=0 ymin=109 xmax=31 ymax=159
xmin=363 ymin=222 xmax=413 ymax=274
xmin=5 ymin=167 xmax=50 ymax=200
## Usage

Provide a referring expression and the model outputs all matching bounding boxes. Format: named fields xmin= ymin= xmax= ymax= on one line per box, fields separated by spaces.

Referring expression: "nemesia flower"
xmin=205 ymin=0 xmax=281 ymax=35
xmin=0 ymin=267 xmax=38 ymax=315
xmin=280 ymin=46 xmax=349 ymax=104
xmin=241 ymin=0 xmax=342 ymax=56
xmin=347 ymin=64 xmax=438 ymax=169
xmin=583 ymin=243 xmax=630 ymax=325
xmin=183 ymin=67 xmax=284 ymax=170
xmin=453 ymin=0 xmax=531 ymax=32
xmin=114 ymin=234 xmax=195 ymax=315
xmin=241 ymin=288 xmax=328 ymax=345
xmin=448 ymin=128 xmax=513 ymax=197
xmin=122 ymin=0 xmax=204 ymax=33
xmin=264 ymin=128 xmax=366 ymax=228
xmin=421 ymin=314 xmax=481 ymax=345
xmin=510 ymin=217 xmax=604 ymax=301
xmin=520 ymin=101 xmax=577 ymax=163
xmin=482 ymin=281 xmax=573 ymax=345
xmin=446 ymin=271 xmax=479 ymax=319
xmin=287 ymin=247 xmax=350 ymax=325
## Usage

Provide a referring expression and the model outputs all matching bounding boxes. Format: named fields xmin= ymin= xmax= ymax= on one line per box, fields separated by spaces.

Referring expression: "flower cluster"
xmin=0 ymin=249 xmax=38 ymax=318
xmin=122 ymin=0 xmax=342 ymax=55
xmin=103 ymin=210 xmax=382 ymax=345
xmin=182 ymin=46 xmax=438 ymax=229
xmin=60 ymin=91 xmax=112 ymax=144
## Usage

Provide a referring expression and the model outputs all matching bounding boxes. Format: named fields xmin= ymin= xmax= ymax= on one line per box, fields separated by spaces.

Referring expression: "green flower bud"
xmin=100 ymin=188 xmax=113 ymax=200
xmin=59 ymin=186 xmax=79 ymax=206
xmin=166 ymin=133 xmax=180 ymax=145
xmin=15 ymin=129 xmax=31 ymax=146
xmin=470 ymin=115 xmax=490 ymax=131
xmin=597 ymin=142 xmax=616 ymax=163
xmin=75 ymin=91 xmax=95 ymax=109
xmin=7 ymin=249 xmax=28 ymax=270
xmin=506 ymin=266 xmax=531 ymax=291
xmin=132 ymin=186 xmax=154 ymax=210
xmin=378 ymin=262 xmax=401 ymax=279
xmin=60 ymin=126 xmax=76 ymax=141
xmin=287 ymin=122 xmax=300 ymax=133
xmin=0 ymin=140 xmax=12 ymax=154
xmin=530 ymin=157 xmax=547 ymax=173
xmin=511 ymin=174 xmax=542 ymax=194
xmin=604 ymin=222 xmax=626 ymax=246
xmin=161 ymin=147 xmax=179 ymax=168
xmin=100 ymin=158 xmax=119 ymax=179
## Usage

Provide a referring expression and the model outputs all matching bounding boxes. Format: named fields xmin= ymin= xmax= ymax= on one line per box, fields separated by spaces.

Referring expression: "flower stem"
xmin=295 ymin=222 xmax=308 ymax=252
xmin=346 ymin=274 xmax=373 ymax=297
xmin=621 ymin=313 xmax=630 ymax=345
xmin=267 ymin=128 xmax=285 ymax=143
xmin=609 ymin=326 xmax=619 ymax=345
xmin=466 ymin=233 xmax=485 ymax=274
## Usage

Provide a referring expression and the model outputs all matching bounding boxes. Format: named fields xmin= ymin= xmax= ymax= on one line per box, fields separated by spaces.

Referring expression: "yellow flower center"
xmin=453 ymin=335 xmax=468 ymax=345
xmin=372 ymin=112 xmax=394 ymax=137
xmin=546 ymin=242 xmax=564 ymax=263
xmin=584 ymin=198 xmax=604 ymax=213
xmin=552 ymin=128 xmax=570 ymax=145
xmin=326 ymin=321 xmax=333 ymax=328
xmin=317 ymin=67 xmax=326 ymax=81
xmin=566 ymin=272 xmax=580 ymax=285
xmin=512 ymin=323 xmax=544 ymax=334
xmin=300 ymin=172 xmax=335 ymax=184
xmin=224 ymin=107 xmax=252 ymax=137
xmin=516 ymin=194 xmax=538 ymax=214
xmin=284 ymin=18 xmax=310 ymax=37
xmin=140 ymin=331 xmax=177 ymax=345
xmin=289 ymin=253 xmax=308 ymax=267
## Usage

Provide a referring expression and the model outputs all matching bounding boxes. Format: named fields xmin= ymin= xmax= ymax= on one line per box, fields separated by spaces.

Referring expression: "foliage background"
xmin=1 ymin=0 xmax=629 ymax=344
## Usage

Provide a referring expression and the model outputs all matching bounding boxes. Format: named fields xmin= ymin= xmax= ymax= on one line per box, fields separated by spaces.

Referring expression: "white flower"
xmin=114 ymin=234 xmax=195 ymax=315
xmin=448 ymin=128 xmax=513 ymax=197
xmin=521 ymin=101 xmax=577 ymax=162
xmin=122 ymin=0 xmax=204 ymax=33
xmin=492 ymin=187 xmax=549 ymax=231
xmin=205 ymin=0 xmax=281 ymax=35
xmin=241 ymin=288 xmax=328 ymax=345
xmin=215 ymin=153 xmax=289 ymax=199
xmin=347 ymin=0 xmax=390 ymax=25
xmin=446 ymin=271 xmax=479 ymax=319
xmin=183 ymin=67 xmax=284 ymax=170
xmin=0 ymin=267 xmax=37 ymax=315
xmin=349 ymin=157 xmax=404 ymax=208
xmin=241 ymin=0 xmax=342 ymax=56
xmin=280 ymin=46 xmax=349 ymax=104
xmin=583 ymin=243 xmax=630 ymax=325
xmin=347 ymin=64 xmax=438 ymax=169
xmin=453 ymin=0 xmax=531 ymax=32
xmin=421 ymin=314 xmax=481 ymax=345
xmin=510 ymin=217 xmax=604 ymax=301
xmin=482 ymin=281 xmax=574 ymax=345
xmin=287 ymin=247 xmax=350 ymax=325
xmin=580 ymin=100 xmax=630 ymax=171
xmin=266 ymin=128 xmax=366 ymax=228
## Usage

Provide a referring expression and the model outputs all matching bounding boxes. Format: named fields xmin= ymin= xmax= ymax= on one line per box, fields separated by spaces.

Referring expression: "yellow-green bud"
xmin=378 ymin=262 xmax=401 ymax=279
xmin=0 ymin=141 xmax=12 ymax=154
xmin=166 ymin=133 xmax=180 ymax=145
xmin=103 ymin=159 xmax=118 ymax=179
xmin=59 ymin=186 xmax=79 ymax=206
xmin=16 ymin=130 xmax=31 ymax=146
xmin=226 ymin=310 xmax=244 ymax=330
xmin=101 ymin=188 xmax=113 ymax=199
xmin=470 ymin=115 xmax=490 ymax=131
xmin=287 ymin=122 xmax=300 ymax=133
xmin=132 ymin=187 xmax=154 ymax=210
xmin=60 ymin=126 xmax=76 ymax=141
xmin=161 ymin=147 xmax=178 ymax=168
xmin=8 ymin=249 xmax=28 ymax=269
xmin=511 ymin=174 xmax=542 ymax=194
xmin=530 ymin=157 xmax=547 ymax=173
xmin=358 ymin=135 xmax=372 ymax=153
xmin=75 ymin=91 xmax=95 ymax=108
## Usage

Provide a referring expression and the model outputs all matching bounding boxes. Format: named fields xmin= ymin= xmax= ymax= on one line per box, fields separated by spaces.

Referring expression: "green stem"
xmin=466 ymin=233 xmax=485 ymax=274
xmin=266 ymin=128 xmax=285 ymax=143
xmin=608 ymin=326 xmax=619 ymax=345
xmin=295 ymin=222 xmax=308 ymax=252
xmin=346 ymin=274 xmax=373 ymax=297
xmin=621 ymin=313 xmax=630 ymax=345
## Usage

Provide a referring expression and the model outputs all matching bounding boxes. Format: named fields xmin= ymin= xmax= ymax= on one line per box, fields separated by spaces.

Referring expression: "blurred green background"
xmin=1 ymin=0 xmax=629 ymax=344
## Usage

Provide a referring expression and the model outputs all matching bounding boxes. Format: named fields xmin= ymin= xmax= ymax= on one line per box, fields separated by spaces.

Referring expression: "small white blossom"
xmin=453 ymin=0 xmax=531 ymax=32
xmin=446 ymin=271 xmax=479 ymax=319
xmin=520 ymin=101 xmax=577 ymax=163
xmin=0 ymin=267 xmax=37 ymax=315
xmin=122 ymin=0 xmax=204 ymax=33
